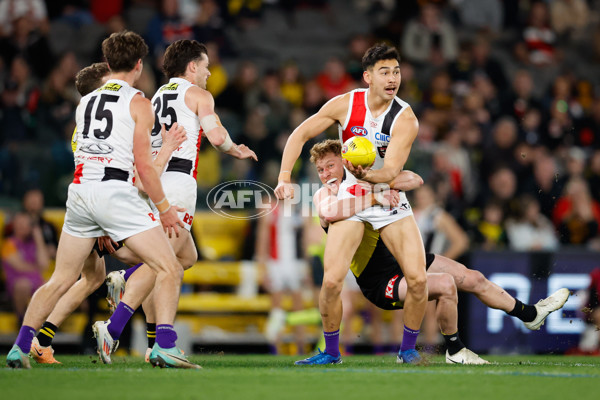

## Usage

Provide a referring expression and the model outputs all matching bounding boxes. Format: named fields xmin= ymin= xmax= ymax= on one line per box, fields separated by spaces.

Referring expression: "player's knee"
xmin=406 ymin=273 xmax=427 ymax=295
xmin=46 ymin=275 xmax=78 ymax=295
xmin=178 ymin=247 xmax=198 ymax=270
xmin=439 ymin=274 xmax=458 ymax=299
xmin=83 ymin=269 xmax=106 ymax=290
xmin=322 ymin=276 xmax=343 ymax=296
xmin=464 ymin=269 xmax=487 ymax=293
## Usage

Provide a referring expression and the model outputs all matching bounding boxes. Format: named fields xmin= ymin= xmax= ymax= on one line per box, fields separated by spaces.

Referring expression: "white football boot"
xmin=93 ymin=321 xmax=119 ymax=364
xmin=446 ymin=348 xmax=490 ymax=365
xmin=523 ymin=288 xmax=570 ymax=331
xmin=105 ymin=270 xmax=126 ymax=313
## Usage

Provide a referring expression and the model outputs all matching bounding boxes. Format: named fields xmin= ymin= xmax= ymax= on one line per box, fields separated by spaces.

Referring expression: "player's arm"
xmin=313 ymin=186 xmax=399 ymax=225
xmin=152 ymin=122 xmax=186 ymax=174
xmin=131 ymin=94 xmax=183 ymax=237
xmin=388 ymin=170 xmax=423 ymax=191
xmin=191 ymin=87 xmax=257 ymax=161
xmin=345 ymin=108 xmax=419 ymax=184
xmin=276 ymin=94 xmax=350 ymax=199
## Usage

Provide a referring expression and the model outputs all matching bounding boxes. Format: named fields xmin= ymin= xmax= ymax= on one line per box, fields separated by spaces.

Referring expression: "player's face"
xmin=315 ymin=153 xmax=344 ymax=191
xmin=194 ymin=53 xmax=211 ymax=89
xmin=364 ymin=59 xmax=401 ymax=101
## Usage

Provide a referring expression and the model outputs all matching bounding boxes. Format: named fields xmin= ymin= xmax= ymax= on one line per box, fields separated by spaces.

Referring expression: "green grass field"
xmin=1 ymin=354 xmax=599 ymax=400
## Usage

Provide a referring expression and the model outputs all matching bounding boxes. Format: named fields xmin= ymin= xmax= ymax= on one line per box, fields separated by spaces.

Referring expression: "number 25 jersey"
xmin=150 ymin=77 xmax=202 ymax=179
xmin=73 ymin=79 xmax=142 ymax=184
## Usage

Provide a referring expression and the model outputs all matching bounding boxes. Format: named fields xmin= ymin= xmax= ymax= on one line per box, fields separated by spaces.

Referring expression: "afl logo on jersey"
xmin=80 ymin=143 xmax=114 ymax=154
xmin=350 ymin=126 xmax=368 ymax=136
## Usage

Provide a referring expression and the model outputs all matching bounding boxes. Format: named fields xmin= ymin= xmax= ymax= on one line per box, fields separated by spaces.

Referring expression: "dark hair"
xmin=162 ymin=40 xmax=208 ymax=79
xmin=310 ymin=139 xmax=341 ymax=164
xmin=75 ymin=62 xmax=110 ymax=96
xmin=362 ymin=42 xmax=401 ymax=71
xmin=102 ymin=31 xmax=149 ymax=73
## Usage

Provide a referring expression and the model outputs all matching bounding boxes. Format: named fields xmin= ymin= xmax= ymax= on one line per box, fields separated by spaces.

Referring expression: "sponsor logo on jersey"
xmin=98 ymin=83 xmax=122 ymax=92
xmin=351 ymin=126 xmax=368 ymax=136
xmin=160 ymin=82 xmax=179 ymax=92
xmin=79 ymin=143 xmax=114 ymax=154
xmin=385 ymin=274 xmax=399 ymax=299
xmin=151 ymin=138 xmax=163 ymax=148
xmin=370 ymin=120 xmax=378 ymax=128
xmin=377 ymin=146 xmax=387 ymax=158
xmin=375 ymin=132 xmax=390 ymax=143
xmin=207 ymin=180 xmax=277 ymax=220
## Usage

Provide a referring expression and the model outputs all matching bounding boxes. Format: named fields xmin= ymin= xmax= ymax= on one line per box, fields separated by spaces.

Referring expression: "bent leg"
xmin=22 ymin=233 xmax=95 ymax=329
xmin=428 ymin=254 xmax=516 ymax=312
xmin=47 ymin=253 xmax=106 ymax=327
xmin=321 ymin=221 xmax=364 ymax=332
xmin=380 ymin=216 xmax=428 ymax=331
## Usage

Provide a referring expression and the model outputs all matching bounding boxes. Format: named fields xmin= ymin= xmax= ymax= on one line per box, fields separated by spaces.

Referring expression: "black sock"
xmin=507 ymin=299 xmax=537 ymax=322
xmin=37 ymin=321 xmax=59 ymax=347
xmin=146 ymin=323 xmax=156 ymax=348
xmin=442 ymin=331 xmax=465 ymax=356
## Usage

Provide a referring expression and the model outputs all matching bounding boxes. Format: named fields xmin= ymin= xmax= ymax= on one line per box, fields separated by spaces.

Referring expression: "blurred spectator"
xmin=0 ymin=14 xmax=54 ymax=80
xmin=316 ymin=56 xmax=355 ymax=100
xmin=146 ymin=0 xmax=196 ymax=63
xmin=1 ymin=212 xmax=50 ymax=322
xmin=480 ymin=117 xmax=519 ymax=182
xmin=397 ymin=61 xmax=422 ymax=108
xmin=35 ymin=52 xmax=80 ymax=144
xmin=302 ymin=79 xmax=327 ymax=115
xmin=249 ymin=70 xmax=291 ymax=134
xmin=578 ymin=267 xmax=600 ymax=354
xmin=279 ymin=61 xmax=304 ymax=108
xmin=451 ymin=0 xmax=503 ymax=36
xmin=553 ymin=177 xmax=600 ymax=245
xmin=575 ymin=98 xmax=600 ymax=149
xmin=515 ymin=1 xmax=557 ymax=67
xmin=556 ymin=146 xmax=586 ymax=189
xmin=473 ymin=198 xmax=508 ymax=250
xmin=587 ymin=150 xmax=600 ymax=204
xmin=526 ymin=152 xmax=563 ymax=218
xmin=549 ymin=0 xmax=590 ymax=42
xmin=346 ymin=34 xmax=373 ymax=83
xmin=205 ymin=41 xmax=228 ymax=98
xmin=217 ymin=60 xmax=259 ymax=117
xmin=0 ymin=0 xmax=48 ymax=37
xmin=506 ymin=194 xmax=559 ymax=251
xmin=401 ymin=3 xmax=458 ymax=68
xmin=22 ymin=188 xmax=58 ymax=259
xmin=501 ymin=69 xmax=542 ymax=122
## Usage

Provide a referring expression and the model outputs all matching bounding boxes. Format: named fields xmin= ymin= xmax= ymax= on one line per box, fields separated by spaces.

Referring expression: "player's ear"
xmin=363 ymin=70 xmax=371 ymax=85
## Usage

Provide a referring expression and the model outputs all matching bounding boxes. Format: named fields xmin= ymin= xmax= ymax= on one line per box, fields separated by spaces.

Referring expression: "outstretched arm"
xmin=314 ymin=186 xmax=399 ymax=225
xmin=276 ymin=94 xmax=349 ymax=199
xmin=192 ymin=87 xmax=257 ymax=161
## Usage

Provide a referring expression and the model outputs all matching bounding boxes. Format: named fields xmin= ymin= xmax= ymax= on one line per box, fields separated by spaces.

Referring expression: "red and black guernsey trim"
xmin=342 ymin=91 xmax=366 ymax=144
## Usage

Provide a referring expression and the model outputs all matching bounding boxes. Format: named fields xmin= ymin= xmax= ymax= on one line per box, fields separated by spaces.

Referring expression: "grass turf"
xmin=1 ymin=354 xmax=599 ymax=400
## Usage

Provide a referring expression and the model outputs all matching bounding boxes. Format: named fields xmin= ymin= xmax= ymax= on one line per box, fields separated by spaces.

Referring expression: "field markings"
xmin=316 ymin=368 xmax=599 ymax=379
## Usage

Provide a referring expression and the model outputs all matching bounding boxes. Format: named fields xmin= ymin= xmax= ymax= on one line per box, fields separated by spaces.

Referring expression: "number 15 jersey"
xmin=73 ymin=79 xmax=142 ymax=184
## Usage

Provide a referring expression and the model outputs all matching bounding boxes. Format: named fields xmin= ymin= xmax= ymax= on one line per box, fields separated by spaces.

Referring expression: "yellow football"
xmin=341 ymin=136 xmax=376 ymax=168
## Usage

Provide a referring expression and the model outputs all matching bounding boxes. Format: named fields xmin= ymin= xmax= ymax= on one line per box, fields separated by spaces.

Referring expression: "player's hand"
xmin=97 ymin=236 xmax=119 ymax=254
xmin=373 ymin=189 xmax=400 ymax=208
xmin=231 ymin=144 xmax=258 ymax=161
xmin=161 ymin=122 xmax=186 ymax=153
xmin=343 ymin=159 xmax=368 ymax=180
xmin=160 ymin=206 xmax=185 ymax=238
xmin=275 ymin=181 xmax=294 ymax=200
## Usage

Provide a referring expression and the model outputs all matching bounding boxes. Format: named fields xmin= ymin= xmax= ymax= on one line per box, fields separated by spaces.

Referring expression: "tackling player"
xmin=276 ymin=43 xmax=428 ymax=364
xmin=300 ymin=139 xmax=569 ymax=364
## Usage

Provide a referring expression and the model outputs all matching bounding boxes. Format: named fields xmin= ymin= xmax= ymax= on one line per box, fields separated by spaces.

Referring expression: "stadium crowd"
xmin=1 ymin=0 xmax=600 ymax=355
xmin=1 ymin=0 xmax=600 ymax=250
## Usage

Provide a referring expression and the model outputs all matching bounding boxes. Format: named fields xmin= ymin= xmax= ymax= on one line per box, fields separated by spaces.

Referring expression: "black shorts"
xmin=355 ymin=241 xmax=435 ymax=310
xmin=93 ymin=239 xmax=125 ymax=258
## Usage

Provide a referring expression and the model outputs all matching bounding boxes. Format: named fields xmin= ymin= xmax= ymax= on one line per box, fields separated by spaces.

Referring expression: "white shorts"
xmin=337 ymin=181 xmax=413 ymax=230
xmin=267 ymin=259 xmax=306 ymax=292
xmin=63 ymin=181 xmax=160 ymax=242
xmin=149 ymin=171 xmax=197 ymax=231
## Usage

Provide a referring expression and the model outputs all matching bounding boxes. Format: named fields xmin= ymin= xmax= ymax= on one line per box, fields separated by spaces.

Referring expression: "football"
xmin=341 ymin=136 xmax=376 ymax=168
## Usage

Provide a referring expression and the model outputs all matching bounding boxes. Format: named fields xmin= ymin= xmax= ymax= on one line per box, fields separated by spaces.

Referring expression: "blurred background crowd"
xmin=1 ymin=0 xmax=600 ymax=355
